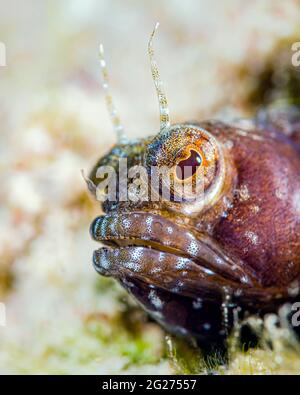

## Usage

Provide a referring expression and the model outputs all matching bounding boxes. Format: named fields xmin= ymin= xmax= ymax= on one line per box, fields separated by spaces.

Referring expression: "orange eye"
xmin=175 ymin=149 xmax=202 ymax=180
xmin=146 ymin=124 xmax=224 ymax=207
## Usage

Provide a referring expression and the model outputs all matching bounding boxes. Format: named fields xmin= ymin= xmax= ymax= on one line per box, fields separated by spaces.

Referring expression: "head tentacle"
xmin=148 ymin=22 xmax=170 ymax=131
xmin=99 ymin=44 xmax=126 ymax=142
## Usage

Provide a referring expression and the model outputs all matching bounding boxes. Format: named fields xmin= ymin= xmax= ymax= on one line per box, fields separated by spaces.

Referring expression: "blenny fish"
xmin=87 ymin=24 xmax=300 ymax=349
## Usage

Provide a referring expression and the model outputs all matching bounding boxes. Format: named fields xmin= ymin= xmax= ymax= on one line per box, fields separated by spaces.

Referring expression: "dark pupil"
xmin=176 ymin=149 xmax=202 ymax=180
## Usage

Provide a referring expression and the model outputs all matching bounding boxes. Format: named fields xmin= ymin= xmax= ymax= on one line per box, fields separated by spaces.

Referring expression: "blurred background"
xmin=0 ymin=0 xmax=300 ymax=374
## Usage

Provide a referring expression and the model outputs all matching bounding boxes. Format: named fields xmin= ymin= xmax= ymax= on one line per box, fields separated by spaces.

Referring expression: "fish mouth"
xmin=90 ymin=212 xmax=259 ymax=298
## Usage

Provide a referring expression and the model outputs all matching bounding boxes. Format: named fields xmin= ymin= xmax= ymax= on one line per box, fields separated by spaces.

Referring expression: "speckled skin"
xmin=89 ymin=108 xmax=300 ymax=348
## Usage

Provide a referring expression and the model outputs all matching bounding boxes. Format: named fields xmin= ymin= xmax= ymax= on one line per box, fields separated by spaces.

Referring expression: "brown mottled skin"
xmin=89 ymin=107 xmax=300 ymax=348
xmin=203 ymin=121 xmax=300 ymax=288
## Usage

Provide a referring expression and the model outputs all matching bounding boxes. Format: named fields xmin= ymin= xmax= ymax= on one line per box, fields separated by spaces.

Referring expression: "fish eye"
xmin=175 ymin=148 xmax=203 ymax=181
xmin=146 ymin=124 xmax=227 ymax=212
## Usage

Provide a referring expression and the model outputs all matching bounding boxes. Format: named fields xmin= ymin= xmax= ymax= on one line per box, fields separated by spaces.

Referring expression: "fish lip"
xmin=92 ymin=246 xmax=292 ymax=306
xmin=92 ymin=245 xmax=232 ymax=300
xmin=90 ymin=212 xmax=257 ymax=288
